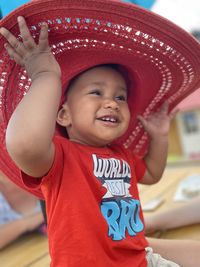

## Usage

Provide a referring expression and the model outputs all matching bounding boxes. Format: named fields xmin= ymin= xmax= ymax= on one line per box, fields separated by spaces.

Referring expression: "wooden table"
xmin=0 ymin=233 xmax=49 ymax=267
xmin=1 ymin=164 xmax=200 ymax=267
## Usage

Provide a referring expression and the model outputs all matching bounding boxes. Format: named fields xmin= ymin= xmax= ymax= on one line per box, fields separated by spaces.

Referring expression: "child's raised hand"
xmin=0 ymin=16 xmax=61 ymax=81
xmin=138 ymin=102 xmax=178 ymax=140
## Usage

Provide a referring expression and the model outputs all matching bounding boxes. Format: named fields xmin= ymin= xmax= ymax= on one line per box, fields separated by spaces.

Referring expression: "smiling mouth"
xmin=97 ymin=116 xmax=119 ymax=124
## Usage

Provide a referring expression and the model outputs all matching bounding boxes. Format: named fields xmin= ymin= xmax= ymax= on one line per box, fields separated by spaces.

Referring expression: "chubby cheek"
xmin=74 ymin=109 xmax=93 ymax=127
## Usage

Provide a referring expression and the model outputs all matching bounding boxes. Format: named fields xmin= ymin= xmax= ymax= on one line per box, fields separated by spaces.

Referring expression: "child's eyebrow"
xmin=87 ymin=81 xmax=127 ymax=92
xmin=88 ymin=81 xmax=106 ymax=87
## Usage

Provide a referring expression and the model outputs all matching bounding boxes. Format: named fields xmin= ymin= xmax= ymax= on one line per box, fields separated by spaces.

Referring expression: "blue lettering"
xmin=101 ymin=201 xmax=121 ymax=240
xmin=129 ymin=199 xmax=144 ymax=233
xmin=119 ymin=200 xmax=137 ymax=238
xmin=101 ymin=199 xmax=144 ymax=241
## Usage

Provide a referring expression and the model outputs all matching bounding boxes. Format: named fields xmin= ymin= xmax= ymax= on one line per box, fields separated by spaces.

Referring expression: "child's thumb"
xmin=137 ymin=115 xmax=147 ymax=129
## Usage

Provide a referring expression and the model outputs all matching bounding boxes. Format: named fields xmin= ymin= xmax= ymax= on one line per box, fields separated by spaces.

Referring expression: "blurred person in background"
xmin=0 ymin=171 xmax=45 ymax=250
xmin=145 ymin=196 xmax=200 ymax=233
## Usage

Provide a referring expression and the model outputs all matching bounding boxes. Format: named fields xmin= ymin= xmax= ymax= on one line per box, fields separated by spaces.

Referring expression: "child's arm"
xmin=0 ymin=17 xmax=61 ymax=177
xmin=138 ymin=102 xmax=177 ymax=185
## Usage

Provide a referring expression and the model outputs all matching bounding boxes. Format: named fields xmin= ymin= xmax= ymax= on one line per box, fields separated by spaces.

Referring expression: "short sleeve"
xmin=21 ymin=136 xmax=65 ymax=198
xmin=132 ymin=153 xmax=146 ymax=182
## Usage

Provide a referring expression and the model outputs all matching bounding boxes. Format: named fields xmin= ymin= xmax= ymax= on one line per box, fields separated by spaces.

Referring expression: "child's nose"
xmin=103 ymin=98 xmax=119 ymax=111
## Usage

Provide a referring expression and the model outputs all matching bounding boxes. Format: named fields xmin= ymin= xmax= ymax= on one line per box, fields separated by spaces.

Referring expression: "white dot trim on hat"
xmin=0 ymin=10 xmax=199 ymax=155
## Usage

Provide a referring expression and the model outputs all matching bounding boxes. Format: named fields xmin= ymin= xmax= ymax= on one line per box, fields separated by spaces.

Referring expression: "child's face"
xmin=57 ymin=66 xmax=130 ymax=146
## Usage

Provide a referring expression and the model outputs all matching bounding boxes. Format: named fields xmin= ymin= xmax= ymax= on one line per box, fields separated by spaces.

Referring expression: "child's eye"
xmin=116 ymin=95 xmax=127 ymax=101
xmin=89 ymin=90 xmax=101 ymax=96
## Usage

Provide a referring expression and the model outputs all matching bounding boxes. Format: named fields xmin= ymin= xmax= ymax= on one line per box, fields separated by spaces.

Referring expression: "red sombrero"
xmin=1 ymin=0 xmax=200 ymax=199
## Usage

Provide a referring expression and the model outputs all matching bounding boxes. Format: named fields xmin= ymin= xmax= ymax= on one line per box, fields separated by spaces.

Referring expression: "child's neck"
xmin=69 ymin=138 xmax=110 ymax=148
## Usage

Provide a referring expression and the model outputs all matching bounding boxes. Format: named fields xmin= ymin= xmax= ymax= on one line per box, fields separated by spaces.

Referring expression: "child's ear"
xmin=56 ymin=103 xmax=71 ymax=127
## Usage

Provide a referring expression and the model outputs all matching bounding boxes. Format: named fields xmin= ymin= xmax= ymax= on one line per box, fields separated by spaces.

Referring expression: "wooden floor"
xmin=1 ymin=164 xmax=200 ymax=267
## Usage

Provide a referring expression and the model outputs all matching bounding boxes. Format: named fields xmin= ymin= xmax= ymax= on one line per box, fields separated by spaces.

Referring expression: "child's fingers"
xmin=38 ymin=23 xmax=50 ymax=51
xmin=17 ymin=16 xmax=36 ymax=50
xmin=0 ymin=27 xmax=26 ymax=56
xmin=137 ymin=115 xmax=147 ymax=128
xmin=160 ymin=101 xmax=169 ymax=114
xmin=169 ymin=108 xmax=179 ymax=120
xmin=4 ymin=43 xmax=24 ymax=66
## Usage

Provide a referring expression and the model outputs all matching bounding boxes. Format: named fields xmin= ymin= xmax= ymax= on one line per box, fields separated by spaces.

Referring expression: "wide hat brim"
xmin=1 ymin=0 xmax=200 ymax=198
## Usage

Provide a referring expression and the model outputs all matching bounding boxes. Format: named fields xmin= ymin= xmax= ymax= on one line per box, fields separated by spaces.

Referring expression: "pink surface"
xmin=178 ymin=89 xmax=200 ymax=111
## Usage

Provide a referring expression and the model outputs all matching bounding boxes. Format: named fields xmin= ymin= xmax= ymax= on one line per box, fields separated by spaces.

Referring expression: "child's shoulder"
xmin=110 ymin=143 xmax=133 ymax=158
xmin=111 ymin=144 xmax=143 ymax=162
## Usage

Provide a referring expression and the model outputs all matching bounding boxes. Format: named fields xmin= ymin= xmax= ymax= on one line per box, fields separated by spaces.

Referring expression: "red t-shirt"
xmin=22 ymin=136 xmax=148 ymax=267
